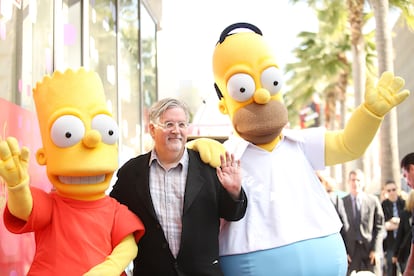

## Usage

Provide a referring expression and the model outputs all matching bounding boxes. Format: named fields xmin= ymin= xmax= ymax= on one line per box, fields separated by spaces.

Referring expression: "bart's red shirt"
xmin=4 ymin=186 xmax=145 ymax=275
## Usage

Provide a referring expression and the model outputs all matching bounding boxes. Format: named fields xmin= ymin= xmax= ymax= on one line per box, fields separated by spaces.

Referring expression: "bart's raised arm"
xmin=0 ymin=137 xmax=32 ymax=221
xmin=325 ymin=71 xmax=410 ymax=166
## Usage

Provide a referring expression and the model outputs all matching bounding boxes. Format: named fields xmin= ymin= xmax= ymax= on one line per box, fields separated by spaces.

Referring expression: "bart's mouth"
xmin=58 ymin=175 xmax=106 ymax=184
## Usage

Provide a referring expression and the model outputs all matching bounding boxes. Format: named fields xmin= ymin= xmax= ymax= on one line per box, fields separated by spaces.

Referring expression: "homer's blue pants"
xmin=219 ymin=233 xmax=347 ymax=276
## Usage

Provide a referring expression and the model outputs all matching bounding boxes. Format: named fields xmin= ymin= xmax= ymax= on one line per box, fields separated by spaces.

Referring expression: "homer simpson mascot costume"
xmin=190 ymin=22 xmax=410 ymax=275
xmin=0 ymin=68 xmax=145 ymax=275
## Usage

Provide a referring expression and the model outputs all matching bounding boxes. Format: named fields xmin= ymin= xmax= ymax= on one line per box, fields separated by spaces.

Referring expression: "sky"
xmin=156 ymin=1 xmax=318 ymax=134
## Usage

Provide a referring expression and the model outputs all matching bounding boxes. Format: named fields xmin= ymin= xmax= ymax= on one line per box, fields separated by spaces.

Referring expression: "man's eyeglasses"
xmin=386 ymin=188 xmax=396 ymax=192
xmin=154 ymin=121 xmax=189 ymax=130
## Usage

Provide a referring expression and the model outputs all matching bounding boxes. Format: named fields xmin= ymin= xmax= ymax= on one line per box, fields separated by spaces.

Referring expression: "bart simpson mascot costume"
xmin=0 ymin=68 xmax=145 ymax=275
xmin=192 ymin=22 xmax=410 ymax=275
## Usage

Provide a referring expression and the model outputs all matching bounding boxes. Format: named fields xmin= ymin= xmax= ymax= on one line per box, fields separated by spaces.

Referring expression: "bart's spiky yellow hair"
xmin=33 ymin=68 xmax=106 ymax=144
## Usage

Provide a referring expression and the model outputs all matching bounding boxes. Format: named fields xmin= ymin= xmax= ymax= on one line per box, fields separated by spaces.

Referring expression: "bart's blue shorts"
xmin=219 ymin=233 xmax=347 ymax=276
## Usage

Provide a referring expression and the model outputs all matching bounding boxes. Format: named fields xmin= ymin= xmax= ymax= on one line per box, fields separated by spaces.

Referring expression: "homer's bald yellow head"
xmin=213 ymin=23 xmax=288 ymax=145
xmin=33 ymin=68 xmax=118 ymax=200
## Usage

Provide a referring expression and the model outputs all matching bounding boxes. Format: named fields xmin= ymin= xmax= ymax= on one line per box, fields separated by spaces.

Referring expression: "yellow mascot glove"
xmin=325 ymin=72 xmax=410 ymax=166
xmin=364 ymin=71 xmax=410 ymax=117
xmin=83 ymin=234 xmax=138 ymax=276
xmin=0 ymin=137 xmax=33 ymax=221
xmin=186 ymin=138 xmax=226 ymax=168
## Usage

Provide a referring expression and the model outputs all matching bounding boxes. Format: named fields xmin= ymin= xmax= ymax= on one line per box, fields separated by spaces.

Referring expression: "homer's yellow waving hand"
xmin=325 ymin=71 xmax=410 ymax=165
xmin=364 ymin=71 xmax=409 ymax=117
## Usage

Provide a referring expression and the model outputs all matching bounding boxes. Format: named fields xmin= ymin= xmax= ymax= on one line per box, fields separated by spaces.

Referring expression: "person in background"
xmin=382 ymin=180 xmax=406 ymax=276
xmin=393 ymin=190 xmax=414 ymax=274
xmin=338 ymin=169 xmax=385 ymax=275
xmin=401 ymin=153 xmax=414 ymax=276
xmin=110 ymin=98 xmax=248 ymax=276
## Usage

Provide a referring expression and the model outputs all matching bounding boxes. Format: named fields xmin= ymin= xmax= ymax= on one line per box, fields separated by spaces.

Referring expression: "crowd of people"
xmin=317 ymin=153 xmax=414 ymax=276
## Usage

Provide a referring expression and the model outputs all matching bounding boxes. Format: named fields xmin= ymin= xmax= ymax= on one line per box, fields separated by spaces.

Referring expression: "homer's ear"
xmin=36 ymin=148 xmax=47 ymax=166
xmin=218 ymin=99 xmax=228 ymax=115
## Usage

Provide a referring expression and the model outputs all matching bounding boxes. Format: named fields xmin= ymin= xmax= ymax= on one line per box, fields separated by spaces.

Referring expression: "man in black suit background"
xmin=339 ymin=169 xmax=385 ymax=275
xmin=382 ymin=180 xmax=406 ymax=276
xmin=110 ymin=98 xmax=247 ymax=276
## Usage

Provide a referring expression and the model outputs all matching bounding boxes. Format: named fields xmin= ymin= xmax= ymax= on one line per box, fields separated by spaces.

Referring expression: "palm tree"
xmin=290 ymin=0 xmax=414 ymax=190
xmin=285 ymin=1 xmax=377 ymax=187
xmin=368 ymin=0 xmax=414 ymax=188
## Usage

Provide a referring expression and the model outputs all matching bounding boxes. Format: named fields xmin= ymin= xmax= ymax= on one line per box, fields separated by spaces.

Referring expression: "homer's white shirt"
xmin=219 ymin=127 xmax=342 ymax=256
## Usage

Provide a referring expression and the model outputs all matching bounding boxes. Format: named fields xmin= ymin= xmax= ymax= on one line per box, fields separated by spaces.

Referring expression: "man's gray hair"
xmin=149 ymin=98 xmax=190 ymax=124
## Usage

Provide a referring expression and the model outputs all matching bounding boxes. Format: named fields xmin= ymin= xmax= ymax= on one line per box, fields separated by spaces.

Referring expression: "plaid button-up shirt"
xmin=149 ymin=149 xmax=189 ymax=257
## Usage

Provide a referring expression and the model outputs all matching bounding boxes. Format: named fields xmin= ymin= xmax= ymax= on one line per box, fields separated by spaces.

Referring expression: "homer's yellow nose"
xmin=83 ymin=129 xmax=101 ymax=148
xmin=253 ymin=88 xmax=271 ymax=104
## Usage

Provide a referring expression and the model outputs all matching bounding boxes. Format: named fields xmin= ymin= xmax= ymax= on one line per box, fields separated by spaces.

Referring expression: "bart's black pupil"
xmin=65 ymin=132 xmax=72 ymax=138
xmin=273 ymin=81 xmax=279 ymax=86
xmin=240 ymin=88 xmax=246 ymax=93
xmin=109 ymin=130 xmax=114 ymax=136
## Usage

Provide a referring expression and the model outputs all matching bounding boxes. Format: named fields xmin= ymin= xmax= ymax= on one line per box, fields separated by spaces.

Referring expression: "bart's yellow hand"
xmin=0 ymin=137 xmax=33 ymax=221
xmin=364 ymin=71 xmax=410 ymax=117
xmin=186 ymin=138 xmax=226 ymax=168
xmin=0 ymin=137 xmax=30 ymax=187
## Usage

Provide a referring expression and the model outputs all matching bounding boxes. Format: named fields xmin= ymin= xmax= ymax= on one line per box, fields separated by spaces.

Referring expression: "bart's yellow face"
xmin=213 ymin=30 xmax=288 ymax=145
xmin=33 ymin=69 xmax=118 ymax=200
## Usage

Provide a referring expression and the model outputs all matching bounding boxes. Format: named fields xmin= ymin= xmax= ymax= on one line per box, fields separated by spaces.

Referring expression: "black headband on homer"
xmin=214 ymin=83 xmax=223 ymax=99
xmin=214 ymin=23 xmax=263 ymax=99
xmin=217 ymin=22 xmax=263 ymax=44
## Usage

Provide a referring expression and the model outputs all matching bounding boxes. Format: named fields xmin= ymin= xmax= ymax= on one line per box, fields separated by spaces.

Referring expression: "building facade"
xmin=0 ymin=0 xmax=162 ymax=274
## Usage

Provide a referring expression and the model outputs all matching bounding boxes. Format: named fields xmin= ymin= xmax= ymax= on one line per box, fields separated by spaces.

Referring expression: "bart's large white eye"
xmin=261 ymin=67 xmax=284 ymax=95
xmin=51 ymin=115 xmax=85 ymax=148
xmin=91 ymin=114 xmax=118 ymax=145
xmin=227 ymin=73 xmax=255 ymax=102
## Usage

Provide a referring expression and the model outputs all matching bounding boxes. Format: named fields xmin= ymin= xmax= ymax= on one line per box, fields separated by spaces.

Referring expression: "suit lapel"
xmin=134 ymin=153 xmax=158 ymax=220
xmin=182 ymin=150 xmax=205 ymax=215
xmin=345 ymin=196 xmax=354 ymax=224
xmin=359 ymin=193 xmax=366 ymax=219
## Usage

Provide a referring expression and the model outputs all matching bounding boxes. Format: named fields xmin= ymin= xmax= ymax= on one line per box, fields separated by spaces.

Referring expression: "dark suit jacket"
xmin=339 ymin=193 xmax=385 ymax=257
xmin=382 ymin=197 xmax=405 ymax=251
xmin=110 ymin=149 xmax=247 ymax=276
xmin=393 ymin=209 xmax=412 ymax=263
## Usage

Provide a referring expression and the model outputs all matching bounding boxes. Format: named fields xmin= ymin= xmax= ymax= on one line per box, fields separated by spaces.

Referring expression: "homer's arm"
xmin=325 ymin=72 xmax=410 ymax=166
xmin=325 ymin=104 xmax=382 ymax=165
xmin=187 ymin=137 xmax=226 ymax=168
xmin=84 ymin=234 xmax=138 ymax=276
xmin=0 ymin=137 xmax=33 ymax=221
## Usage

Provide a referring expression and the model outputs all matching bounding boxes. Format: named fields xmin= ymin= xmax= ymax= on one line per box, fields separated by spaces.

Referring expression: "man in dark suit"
xmin=392 ymin=190 xmax=414 ymax=274
xmin=110 ymin=98 xmax=247 ymax=276
xmin=400 ymin=152 xmax=414 ymax=276
xmin=382 ymin=180 xmax=406 ymax=276
xmin=339 ymin=169 xmax=385 ymax=275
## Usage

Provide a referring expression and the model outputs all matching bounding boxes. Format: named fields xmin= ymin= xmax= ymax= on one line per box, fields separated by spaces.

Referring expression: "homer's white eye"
xmin=227 ymin=73 xmax=255 ymax=102
xmin=261 ymin=67 xmax=283 ymax=95
xmin=51 ymin=115 xmax=85 ymax=148
xmin=91 ymin=114 xmax=119 ymax=145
